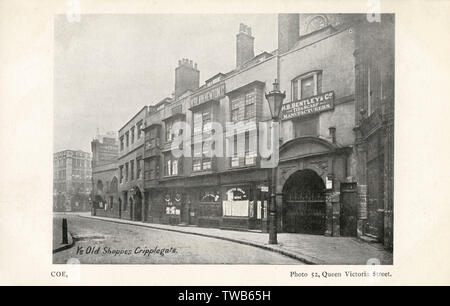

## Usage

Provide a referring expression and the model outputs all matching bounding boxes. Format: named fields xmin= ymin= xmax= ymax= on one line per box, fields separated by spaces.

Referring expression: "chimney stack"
xmin=174 ymin=58 xmax=200 ymax=99
xmin=236 ymin=23 xmax=254 ymax=67
xmin=278 ymin=14 xmax=299 ymax=54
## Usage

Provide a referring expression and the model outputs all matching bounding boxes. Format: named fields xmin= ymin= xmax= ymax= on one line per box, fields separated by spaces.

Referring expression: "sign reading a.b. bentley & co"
xmin=281 ymin=91 xmax=335 ymax=121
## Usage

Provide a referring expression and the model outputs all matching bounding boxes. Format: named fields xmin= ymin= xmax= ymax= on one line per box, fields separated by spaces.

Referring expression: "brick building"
xmin=92 ymin=14 xmax=394 ymax=249
xmin=53 ymin=149 xmax=92 ymax=211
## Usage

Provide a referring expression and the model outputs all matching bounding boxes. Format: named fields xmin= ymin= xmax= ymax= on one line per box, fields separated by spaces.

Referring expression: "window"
xmin=165 ymin=121 xmax=173 ymax=142
xmin=136 ymin=157 xmax=142 ymax=179
xmin=145 ymin=158 xmax=159 ymax=180
xmin=231 ymin=89 xmax=257 ymax=122
xmin=130 ymin=127 xmax=135 ymax=144
xmin=137 ymin=121 xmax=143 ymax=139
xmin=301 ymin=76 xmax=315 ymax=99
xmin=230 ymin=132 xmax=256 ymax=168
xmin=244 ymin=132 xmax=256 ymax=166
xmin=291 ymin=71 xmax=322 ymax=101
xmin=192 ymin=106 xmax=214 ymax=172
xmin=244 ymin=90 xmax=256 ymax=118
xmin=164 ymin=154 xmax=182 ymax=176
xmin=125 ymin=163 xmax=129 ymax=182
xmin=150 ymin=127 xmax=160 ymax=147
xmin=130 ymin=160 xmax=134 ymax=181
xmin=125 ymin=132 xmax=129 ymax=147
xmin=231 ymin=96 xmax=244 ymax=122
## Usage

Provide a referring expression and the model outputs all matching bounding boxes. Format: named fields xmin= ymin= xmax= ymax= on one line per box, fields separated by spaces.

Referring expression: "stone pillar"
xmin=325 ymin=191 xmax=333 ymax=236
xmin=332 ymin=194 xmax=341 ymax=237
xmin=356 ymin=184 xmax=367 ymax=237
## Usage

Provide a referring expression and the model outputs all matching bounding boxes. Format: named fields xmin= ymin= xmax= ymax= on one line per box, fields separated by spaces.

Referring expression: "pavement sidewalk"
xmin=77 ymin=213 xmax=393 ymax=265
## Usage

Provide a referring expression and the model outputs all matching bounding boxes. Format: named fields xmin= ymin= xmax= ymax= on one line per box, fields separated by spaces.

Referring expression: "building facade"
xmin=91 ymin=14 xmax=394 ymax=249
xmin=91 ymin=133 xmax=119 ymax=217
xmin=53 ymin=149 xmax=92 ymax=211
xmin=117 ymin=107 xmax=147 ymax=221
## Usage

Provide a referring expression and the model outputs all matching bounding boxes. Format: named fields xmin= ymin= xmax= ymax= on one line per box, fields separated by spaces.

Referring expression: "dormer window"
xmin=292 ymin=71 xmax=322 ymax=101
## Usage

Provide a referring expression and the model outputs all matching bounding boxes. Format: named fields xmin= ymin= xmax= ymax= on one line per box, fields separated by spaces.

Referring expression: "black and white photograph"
xmin=2 ymin=0 xmax=450 ymax=287
xmin=52 ymin=13 xmax=394 ymax=265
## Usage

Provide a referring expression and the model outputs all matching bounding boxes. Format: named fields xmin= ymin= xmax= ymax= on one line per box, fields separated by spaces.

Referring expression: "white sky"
xmin=54 ymin=14 xmax=278 ymax=153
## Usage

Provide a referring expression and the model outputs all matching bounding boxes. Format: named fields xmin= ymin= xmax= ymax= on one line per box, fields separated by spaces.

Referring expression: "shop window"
xmin=164 ymin=193 xmax=182 ymax=216
xmin=199 ymin=190 xmax=221 ymax=202
xmin=223 ymin=186 xmax=251 ymax=217
xmin=292 ymin=71 xmax=322 ymax=101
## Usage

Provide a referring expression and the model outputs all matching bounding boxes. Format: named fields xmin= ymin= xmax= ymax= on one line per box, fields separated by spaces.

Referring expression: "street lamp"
xmin=265 ymin=79 xmax=286 ymax=244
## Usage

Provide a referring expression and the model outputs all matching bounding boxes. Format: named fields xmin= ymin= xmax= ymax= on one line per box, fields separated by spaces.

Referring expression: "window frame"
xmin=291 ymin=71 xmax=322 ymax=101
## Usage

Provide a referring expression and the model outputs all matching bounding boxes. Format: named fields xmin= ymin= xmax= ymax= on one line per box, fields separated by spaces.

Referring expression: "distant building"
xmin=91 ymin=133 xmax=119 ymax=217
xmin=53 ymin=150 xmax=92 ymax=211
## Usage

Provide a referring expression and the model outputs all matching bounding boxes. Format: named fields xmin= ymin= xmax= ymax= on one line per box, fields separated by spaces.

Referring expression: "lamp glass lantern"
xmin=265 ymin=79 xmax=286 ymax=120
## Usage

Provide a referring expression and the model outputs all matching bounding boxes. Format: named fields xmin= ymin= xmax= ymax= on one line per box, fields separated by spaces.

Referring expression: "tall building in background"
xmin=53 ymin=149 xmax=92 ymax=211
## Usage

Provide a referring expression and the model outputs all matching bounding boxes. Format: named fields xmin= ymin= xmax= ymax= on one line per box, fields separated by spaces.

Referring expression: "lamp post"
xmin=265 ymin=79 xmax=286 ymax=245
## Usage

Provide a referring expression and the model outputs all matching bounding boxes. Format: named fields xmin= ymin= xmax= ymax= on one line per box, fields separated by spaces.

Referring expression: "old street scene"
xmin=53 ymin=14 xmax=394 ymax=264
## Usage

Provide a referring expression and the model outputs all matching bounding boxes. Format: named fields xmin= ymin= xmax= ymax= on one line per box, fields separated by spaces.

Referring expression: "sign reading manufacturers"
xmin=281 ymin=91 xmax=335 ymax=121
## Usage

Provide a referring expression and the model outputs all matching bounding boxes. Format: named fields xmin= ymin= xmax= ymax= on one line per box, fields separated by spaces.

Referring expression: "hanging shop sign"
xmin=281 ymin=91 xmax=334 ymax=121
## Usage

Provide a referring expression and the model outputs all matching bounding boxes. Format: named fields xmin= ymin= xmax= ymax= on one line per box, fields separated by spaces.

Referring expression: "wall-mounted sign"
xmin=326 ymin=175 xmax=333 ymax=190
xmin=281 ymin=91 xmax=335 ymax=121
xmin=226 ymin=187 xmax=248 ymax=201
xmin=191 ymin=83 xmax=226 ymax=108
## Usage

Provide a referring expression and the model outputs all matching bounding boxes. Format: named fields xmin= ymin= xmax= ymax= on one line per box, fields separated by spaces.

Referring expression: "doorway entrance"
xmin=282 ymin=169 xmax=326 ymax=234
xmin=340 ymin=182 xmax=357 ymax=236
xmin=133 ymin=189 xmax=143 ymax=221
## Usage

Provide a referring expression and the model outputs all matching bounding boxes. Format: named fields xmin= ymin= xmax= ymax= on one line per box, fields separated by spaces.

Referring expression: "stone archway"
xmin=282 ymin=169 xmax=326 ymax=234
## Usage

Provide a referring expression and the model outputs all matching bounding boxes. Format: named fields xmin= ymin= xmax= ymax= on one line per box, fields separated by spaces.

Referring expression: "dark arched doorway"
xmin=282 ymin=169 xmax=326 ymax=234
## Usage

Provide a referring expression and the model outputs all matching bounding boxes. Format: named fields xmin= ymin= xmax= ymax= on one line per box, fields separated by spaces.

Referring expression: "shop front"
xmin=219 ymin=169 xmax=270 ymax=231
xmin=160 ymin=188 xmax=186 ymax=225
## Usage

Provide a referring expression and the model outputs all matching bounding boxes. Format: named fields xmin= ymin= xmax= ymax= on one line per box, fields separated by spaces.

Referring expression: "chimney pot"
xmin=236 ymin=23 xmax=255 ymax=67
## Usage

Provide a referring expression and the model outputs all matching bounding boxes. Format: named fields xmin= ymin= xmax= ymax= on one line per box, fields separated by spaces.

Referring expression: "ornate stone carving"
xmin=308 ymin=159 xmax=328 ymax=176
